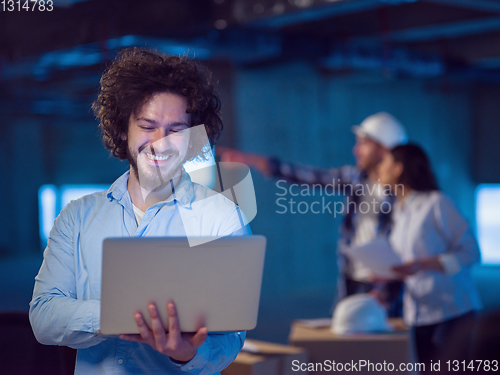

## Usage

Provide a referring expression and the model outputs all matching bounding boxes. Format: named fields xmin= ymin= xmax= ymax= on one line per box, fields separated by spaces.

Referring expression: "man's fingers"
xmin=133 ymin=311 xmax=157 ymax=348
xmin=220 ymin=152 xmax=237 ymax=163
xmin=392 ymin=265 xmax=406 ymax=272
xmin=191 ymin=327 xmax=208 ymax=348
xmin=166 ymin=302 xmax=182 ymax=348
xmin=135 ymin=313 xmax=149 ymax=338
xmin=393 ymin=265 xmax=413 ymax=276
xmin=216 ymin=147 xmax=237 ymax=161
xmin=148 ymin=303 xmax=168 ymax=351
xmin=217 ymin=147 xmax=243 ymax=163
xmin=215 ymin=146 xmax=230 ymax=156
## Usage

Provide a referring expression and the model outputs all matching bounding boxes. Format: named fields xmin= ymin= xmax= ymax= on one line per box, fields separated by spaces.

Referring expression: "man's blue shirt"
xmin=29 ymin=169 xmax=251 ymax=375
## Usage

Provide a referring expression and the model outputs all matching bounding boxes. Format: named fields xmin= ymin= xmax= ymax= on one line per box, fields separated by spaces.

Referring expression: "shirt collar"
xmin=106 ymin=170 xmax=130 ymax=203
xmin=106 ymin=168 xmax=196 ymax=209
xmin=168 ymin=168 xmax=196 ymax=208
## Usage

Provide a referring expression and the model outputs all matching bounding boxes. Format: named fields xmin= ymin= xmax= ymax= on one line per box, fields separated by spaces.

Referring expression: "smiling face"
xmin=123 ymin=92 xmax=191 ymax=191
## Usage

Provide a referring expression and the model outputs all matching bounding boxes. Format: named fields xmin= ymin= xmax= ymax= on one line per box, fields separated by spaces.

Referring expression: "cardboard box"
xmin=288 ymin=318 xmax=411 ymax=375
xmin=222 ymin=339 xmax=308 ymax=375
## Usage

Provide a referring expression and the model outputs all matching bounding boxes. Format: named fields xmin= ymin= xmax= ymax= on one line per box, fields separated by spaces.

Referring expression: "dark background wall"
xmin=2 ymin=62 xmax=500 ymax=343
xmin=1 ymin=0 xmax=500 ymax=346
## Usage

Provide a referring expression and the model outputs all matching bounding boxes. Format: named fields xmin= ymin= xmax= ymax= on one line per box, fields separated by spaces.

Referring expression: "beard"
xmin=127 ymin=145 xmax=184 ymax=192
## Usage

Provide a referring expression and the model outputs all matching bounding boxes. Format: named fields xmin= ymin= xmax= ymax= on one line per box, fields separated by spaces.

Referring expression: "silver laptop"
xmin=100 ymin=235 xmax=266 ymax=335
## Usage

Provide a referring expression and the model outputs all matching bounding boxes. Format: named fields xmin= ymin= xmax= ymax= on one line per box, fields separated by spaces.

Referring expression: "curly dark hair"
xmin=92 ymin=47 xmax=223 ymax=161
xmin=391 ymin=143 xmax=440 ymax=192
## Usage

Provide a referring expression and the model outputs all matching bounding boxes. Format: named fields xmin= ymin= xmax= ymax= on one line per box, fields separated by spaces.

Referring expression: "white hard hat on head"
xmin=331 ymin=294 xmax=393 ymax=335
xmin=352 ymin=112 xmax=407 ymax=149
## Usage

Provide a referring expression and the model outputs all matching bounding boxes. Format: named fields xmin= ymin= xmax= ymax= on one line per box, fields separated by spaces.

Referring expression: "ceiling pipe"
xmin=246 ymin=0 xmax=418 ymax=29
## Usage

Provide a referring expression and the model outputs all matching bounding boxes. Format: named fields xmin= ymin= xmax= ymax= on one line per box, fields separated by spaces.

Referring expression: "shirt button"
xmin=188 ymin=366 xmax=194 ymax=370
xmin=118 ymin=359 xmax=124 ymax=365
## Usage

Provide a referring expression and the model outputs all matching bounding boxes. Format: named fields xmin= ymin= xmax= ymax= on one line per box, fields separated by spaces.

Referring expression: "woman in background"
xmin=377 ymin=143 xmax=482 ymax=372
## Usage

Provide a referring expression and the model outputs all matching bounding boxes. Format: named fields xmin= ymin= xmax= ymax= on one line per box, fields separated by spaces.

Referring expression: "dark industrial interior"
xmin=1 ymin=0 xmax=500 ymax=373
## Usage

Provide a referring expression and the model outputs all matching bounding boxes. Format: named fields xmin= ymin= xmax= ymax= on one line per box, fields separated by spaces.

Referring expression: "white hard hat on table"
xmin=331 ymin=293 xmax=393 ymax=334
xmin=351 ymin=112 xmax=407 ymax=149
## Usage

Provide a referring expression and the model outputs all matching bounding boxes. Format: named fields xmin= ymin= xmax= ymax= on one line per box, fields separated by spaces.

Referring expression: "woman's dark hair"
xmin=390 ymin=143 xmax=439 ymax=192
xmin=92 ymin=47 xmax=223 ymax=161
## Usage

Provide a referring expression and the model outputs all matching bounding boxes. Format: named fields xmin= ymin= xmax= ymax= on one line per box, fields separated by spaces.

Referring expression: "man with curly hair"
xmin=29 ymin=47 xmax=250 ymax=375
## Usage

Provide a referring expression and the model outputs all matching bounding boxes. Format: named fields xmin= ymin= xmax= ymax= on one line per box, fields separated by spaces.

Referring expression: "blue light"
xmin=106 ymin=35 xmax=141 ymax=49
xmin=38 ymin=184 xmax=108 ymax=250
xmin=60 ymin=185 xmax=109 ymax=209
xmin=38 ymin=185 xmax=57 ymax=245
xmin=476 ymin=184 xmax=500 ymax=264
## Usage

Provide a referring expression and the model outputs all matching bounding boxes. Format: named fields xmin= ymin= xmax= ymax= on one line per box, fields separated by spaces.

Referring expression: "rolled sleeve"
xmin=268 ymin=157 xmax=358 ymax=188
xmin=176 ymin=342 xmax=211 ymax=374
xmin=172 ymin=331 xmax=245 ymax=375
xmin=433 ymin=195 xmax=481 ymax=270
xmin=438 ymin=253 xmax=462 ymax=275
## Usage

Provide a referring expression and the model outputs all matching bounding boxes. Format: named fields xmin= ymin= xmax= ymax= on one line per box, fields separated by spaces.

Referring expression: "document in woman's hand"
xmin=347 ymin=237 xmax=403 ymax=279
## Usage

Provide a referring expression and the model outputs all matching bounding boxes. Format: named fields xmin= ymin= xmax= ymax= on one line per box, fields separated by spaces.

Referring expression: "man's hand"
xmin=216 ymin=147 xmax=271 ymax=175
xmin=392 ymin=257 xmax=444 ymax=277
xmin=119 ymin=302 xmax=208 ymax=363
xmin=391 ymin=262 xmax=422 ymax=277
